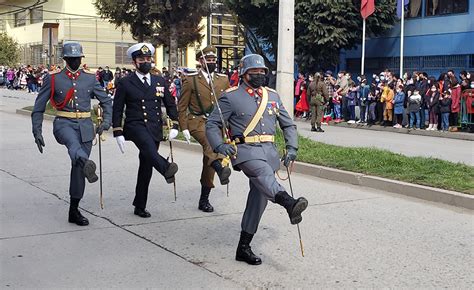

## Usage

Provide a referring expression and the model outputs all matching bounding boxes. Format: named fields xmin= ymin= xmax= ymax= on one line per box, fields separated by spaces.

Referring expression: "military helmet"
xmin=62 ymin=41 xmax=84 ymax=58
xmin=239 ymin=54 xmax=268 ymax=76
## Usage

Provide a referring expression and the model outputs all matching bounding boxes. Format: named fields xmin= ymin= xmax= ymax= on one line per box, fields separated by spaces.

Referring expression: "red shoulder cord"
xmin=49 ymin=74 xmax=74 ymax=110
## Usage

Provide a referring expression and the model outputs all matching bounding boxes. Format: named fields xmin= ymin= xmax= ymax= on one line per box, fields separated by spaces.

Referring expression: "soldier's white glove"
xmin=169 ymin=129 xmax=179 ymax=140
xmin=182 ymin=129 xmax=191 ymax=144
xmin=115 ymin=135 xmax=125 ymax=153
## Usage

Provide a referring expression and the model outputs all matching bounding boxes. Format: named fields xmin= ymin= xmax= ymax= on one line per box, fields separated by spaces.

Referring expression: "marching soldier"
xmin=206 ymin=54 xmax=308 ymax=265
xmin=112 ymin=43 xmax=179 ymax=218
xmin=31 ymin=41 xmax=112 ymax=226
xmin=178 ymin=46 xmax=231 ymax=212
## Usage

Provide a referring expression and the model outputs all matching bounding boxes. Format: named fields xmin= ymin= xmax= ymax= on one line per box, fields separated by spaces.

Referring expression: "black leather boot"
xmin=316 ymin=127 xmax=325 ymax=132
xmin=164 ymin=162 xmax=178 ymax=184
xmin=68 ymin=198 xmax=89 ymax=226
xmin=79 ymin=158 xmax=98 ymax=183
xmin=211 ymin=160 xmax=231 ymax=185
xmin=311 ymin=126 xmax=317 ymax=131
xmin=235 ymin=231 xmax=262 ymax=265
xmin=275 ymin=191 xmax=308 ymax=225
xmin=198 ymin=186 xmax=214 ymax=212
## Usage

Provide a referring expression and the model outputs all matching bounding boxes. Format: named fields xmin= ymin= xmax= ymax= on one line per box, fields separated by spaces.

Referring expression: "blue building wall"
xmin=342 ymin=0 xmax=474 ymax=78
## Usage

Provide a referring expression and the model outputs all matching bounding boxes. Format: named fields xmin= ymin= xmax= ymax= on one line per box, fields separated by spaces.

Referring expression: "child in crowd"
xmin=439 ymin=90 xmax=452 ymax=131
xmin=333 ymin=85 xmax=342 ymax=122
xmin=346 ymin=83 xmax=357 ymax=123
xmin=381 ymin=83 xmax=394 ymax=126
xmin=408 ymin=88 xmax=422 ymax=129
xmin=393 ymin=85 xmax=405 ymax=128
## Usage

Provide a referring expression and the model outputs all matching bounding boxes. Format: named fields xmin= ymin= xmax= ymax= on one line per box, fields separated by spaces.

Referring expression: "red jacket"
xmin=451 ymin=86 xmax=461 ymax=113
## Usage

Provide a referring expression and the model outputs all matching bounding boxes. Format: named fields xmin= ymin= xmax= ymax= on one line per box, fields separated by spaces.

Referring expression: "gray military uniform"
xmin=31 ymin=68 xmax=112 ymax=199
xmin=206 ymin=83 xmax=298 ymax=234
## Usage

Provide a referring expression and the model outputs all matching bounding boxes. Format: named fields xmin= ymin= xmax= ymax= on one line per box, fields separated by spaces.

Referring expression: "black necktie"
xmin=143 ymin=76 xmax=149 ymax=88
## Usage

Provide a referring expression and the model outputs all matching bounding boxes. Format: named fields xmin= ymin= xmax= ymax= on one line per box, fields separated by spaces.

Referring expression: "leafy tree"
xmin=224 ymin=0 xmax=397 ymax=71
xmin=0 ymin=32 xmax=20 ymax=67
xmin=94 ymin=0 xmax=208 ymax=74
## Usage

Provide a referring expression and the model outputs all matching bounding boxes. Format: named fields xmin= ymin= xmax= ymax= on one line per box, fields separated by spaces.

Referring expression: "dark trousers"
xmin=347 ymin=105 xmax=355 ymax=120
xmin=368 ymin=102 xmax=376 ymax=122
xmin=54 ymin=125 xmax=92 ymax=199
xmin=129 ymin=127 xmax=169 ymax=209
xmin=341 ymin=95 xmax=348 ymax=121
xmin=376 ymin=102 xmax=384 ymax=123
xmin=450 ymin=112 xmax=459 ymax=127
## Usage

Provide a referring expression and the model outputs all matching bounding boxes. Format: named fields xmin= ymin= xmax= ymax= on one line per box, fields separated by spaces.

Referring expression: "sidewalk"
xmin=1 ymin=109 xmax=473 ymax=288
xmin=294 ymin=119 xmax=474 ymax=166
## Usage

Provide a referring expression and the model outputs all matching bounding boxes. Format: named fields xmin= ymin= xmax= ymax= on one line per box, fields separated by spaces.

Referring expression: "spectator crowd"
xmin=2 ymin=62 xmax=473 ymax=133
xmin=294 ymin=69 xmax=474 ymax=133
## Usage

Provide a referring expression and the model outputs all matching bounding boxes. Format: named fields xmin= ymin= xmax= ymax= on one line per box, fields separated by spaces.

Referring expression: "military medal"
xmin=156 ymin=85 xmax=164 ymax=97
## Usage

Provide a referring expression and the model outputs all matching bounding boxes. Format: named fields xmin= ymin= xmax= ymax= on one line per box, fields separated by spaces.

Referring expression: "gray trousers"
xmin=54 ymin=125 xmax=92 ymax=199
xmin=238 ymin=160 xmax=285 ymax=234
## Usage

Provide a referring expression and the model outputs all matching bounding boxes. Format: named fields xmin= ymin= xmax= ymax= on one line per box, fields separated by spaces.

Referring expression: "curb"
xmin=17 ymin=109 xmax=474 ymax=210
xmin=322 ymin=121 xmax=474 ymax=141
xmin=170 ymin=139 xmax=474 ymax=210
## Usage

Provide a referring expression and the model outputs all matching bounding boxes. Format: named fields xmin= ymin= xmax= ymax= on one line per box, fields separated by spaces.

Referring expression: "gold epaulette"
xmin=265 ymin=86 xmax=277 ymax=93
xmin=225 ymin=86 xmax=239 ymax=93
xmin=82 ymin=69 xmax=94 ymax=74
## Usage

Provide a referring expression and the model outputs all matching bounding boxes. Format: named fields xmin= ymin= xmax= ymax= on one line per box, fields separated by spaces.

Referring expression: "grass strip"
xmin=275 ymin=129 xmax=474 ymax=194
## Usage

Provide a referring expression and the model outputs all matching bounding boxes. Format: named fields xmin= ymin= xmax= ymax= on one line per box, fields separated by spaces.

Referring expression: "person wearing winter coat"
xmin=439 ymin=91 xmax=452 ymax=131
xmin=381 ymin=83 xmax=394 ymax=126
xmin=393 ymin=85 xmax=405 ymax=128
xmin=425 ymin=84 xmax=440 ymax=130
xmin=408 ymin=88 xmax=422 ymax=129
xmin=448 ymin=83 xmax=461 ymax=132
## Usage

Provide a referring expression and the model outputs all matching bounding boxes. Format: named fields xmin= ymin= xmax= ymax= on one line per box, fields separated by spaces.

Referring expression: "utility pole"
xmin=276 ymin=0 xmax=295 ymax=118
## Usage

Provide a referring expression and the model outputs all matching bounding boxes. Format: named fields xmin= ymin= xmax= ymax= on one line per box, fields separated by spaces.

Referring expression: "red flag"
xmin=361 ymin=0 xmax=375 ymax=19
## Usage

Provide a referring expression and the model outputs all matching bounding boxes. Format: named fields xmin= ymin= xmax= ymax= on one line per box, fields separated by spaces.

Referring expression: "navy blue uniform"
xmin=113 ymin=72 xmax=178 ymax=208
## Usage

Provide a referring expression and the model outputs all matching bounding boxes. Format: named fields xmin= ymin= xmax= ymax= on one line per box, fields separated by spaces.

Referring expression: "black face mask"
xmin=206 ymin=63 xmax=216 ymax=73
xmin=65 ymin=57 xmax=81 ymax=71
xmin=137 ymin=62 xmax=152 ymax=74
xmin=247 ymin=73 xmax=266 ymax=88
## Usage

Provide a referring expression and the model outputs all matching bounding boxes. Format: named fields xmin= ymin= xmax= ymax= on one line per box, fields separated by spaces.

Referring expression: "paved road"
xmin=295 ymin=119 xmax=474 ymax=166
xmin=1 ymin=106 xmax=472 ymax=287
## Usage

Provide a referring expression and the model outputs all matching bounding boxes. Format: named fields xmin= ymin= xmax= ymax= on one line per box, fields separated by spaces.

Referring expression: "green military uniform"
xmin=178 ymin=46 xmax=231 ymax=212
xmin=307 ymin=77 xmax=329 ymax=131
xmin=178 ymin=69 xmax=229 ymax=188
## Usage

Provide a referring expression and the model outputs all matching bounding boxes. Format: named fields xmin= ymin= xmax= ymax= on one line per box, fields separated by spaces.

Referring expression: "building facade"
xmin=342 ymin=0 xmax=474 ymax=77
xmin=0 ymin=0 xmax=244 ymax=71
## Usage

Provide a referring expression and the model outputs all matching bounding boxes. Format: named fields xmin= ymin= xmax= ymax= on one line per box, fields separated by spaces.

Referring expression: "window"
xmin=406 ymin=0 xmax=422 ymax=18
xmin=30 ymin=6 xmax=43 ymax=24
xmin=115 ymin=43 xmax=133 ymax=65
xmin=426 ymin=0 xmax=468 ymax=16
xmin=14 ymin=10 xmax=27 ymax=27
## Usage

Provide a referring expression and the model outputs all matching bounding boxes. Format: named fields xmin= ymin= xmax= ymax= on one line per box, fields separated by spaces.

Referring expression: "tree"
xmin=94 ymin=0 xmax=208 ymax=74
xmin=0 ymin=33 xmax=20 ymax=67
xmin=224 ymin=0 xmax=397 ymax=71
